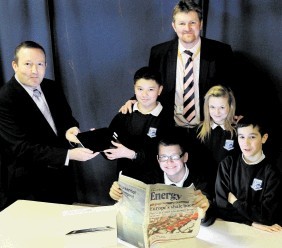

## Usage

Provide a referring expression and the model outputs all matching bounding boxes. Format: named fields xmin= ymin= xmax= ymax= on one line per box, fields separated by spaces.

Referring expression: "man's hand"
xmin=119 ymin=100 xmax=137 ymax=114
xmin=252 ymin=222 xmax=282 ymax=233
xmin=69 ymin=147 xmax=99 ymax=161
xmin=66 ymin=126 xmax=80 ymax=143
xmin=109 ymin=181 xmax=123 ymax=201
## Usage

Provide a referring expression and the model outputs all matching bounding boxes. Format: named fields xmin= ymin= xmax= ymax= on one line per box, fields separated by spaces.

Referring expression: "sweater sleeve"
xmin=215 ymin=157 xmax=252 ymax=225
xmin=215 ymin=157 xmax=233 ymax=208
xmin=232 ymin=165 xmax=282 ymax=225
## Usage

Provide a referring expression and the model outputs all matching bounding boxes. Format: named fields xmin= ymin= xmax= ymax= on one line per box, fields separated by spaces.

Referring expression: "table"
xmin=0 ymin=200 xmax=281 ymax=248
xmin=0 ymin=200 xmax=121 ymax=248
xmin=153 ymin=218 xmax=282 ymax=248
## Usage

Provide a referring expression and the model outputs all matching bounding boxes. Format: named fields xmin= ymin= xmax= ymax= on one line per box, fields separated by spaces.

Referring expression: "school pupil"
xmin=103 ymin=67 xmax=174 ymax=179
xmin=66 ymin=67 xmax=174 ymax=180
xmin=110 ymin=132 xmax=215 ymax=226
xmin=192 ymin=85 xmax=240 ymax=192
xmin=215 ymin=115 xmax=282 ymax=232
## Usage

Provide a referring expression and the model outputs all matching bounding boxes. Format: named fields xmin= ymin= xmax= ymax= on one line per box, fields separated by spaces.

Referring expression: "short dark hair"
xmin=134 ymin=66 xmax=162 ymax=86
xmin=14 ymin=41 xmax=46 ymax=63
xmin=158 ymin=129 xmax=186 ymax=154
xmin=173 ymin=0 xmax=203 ymax=22
xmin=237 ymin=115 xmax=268 ymax=136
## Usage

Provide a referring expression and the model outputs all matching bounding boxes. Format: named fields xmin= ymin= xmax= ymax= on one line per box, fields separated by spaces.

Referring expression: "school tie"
xmin=183 ymin=50 xmax=196 ymax=122
xmin=33 ymin=89 xmax=57 ymax=134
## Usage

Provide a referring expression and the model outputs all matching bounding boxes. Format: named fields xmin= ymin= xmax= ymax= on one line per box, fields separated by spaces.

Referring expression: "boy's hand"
xmin=193 ymin=190 xmax=209 ymax=214
xmin=252 ymin=222 xmax=282 ymax=233
xmin=109 ymin=181 xmax=123 ymax=201
xmin=228 ymin=192 xmax=237 ymax=204
xmin=104 ymin=141 xmax=135 ymax=160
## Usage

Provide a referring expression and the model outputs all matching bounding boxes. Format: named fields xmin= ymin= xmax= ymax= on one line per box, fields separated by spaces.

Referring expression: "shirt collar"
xmin=164 ymin=164 xmax=189 ymax=187
xmin=211 ymin=122 xmax=225 ymax=130
xmin=178 ymin=38 xmax=201 ymax=57
xmin=15 ymin=75 xmax=42 ymax=97
xmin=133 ymin=102 xmax=163 ymax=117
xmin=242 ymin=152 xmax=266 ymax=165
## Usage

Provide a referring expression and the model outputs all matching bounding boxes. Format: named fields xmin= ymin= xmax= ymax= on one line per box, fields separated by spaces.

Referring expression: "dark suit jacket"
xmin=148 ymin=37 xmax=234 ymax=120
xmin=0 ymin=76 xmax=79 ymax=209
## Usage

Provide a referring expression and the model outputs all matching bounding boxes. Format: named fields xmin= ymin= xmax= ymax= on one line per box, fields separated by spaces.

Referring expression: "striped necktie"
xmin=183 ymin=50 xmax=196 ymax=122
xmin=33 ymin=89 xmax=57 ymax=134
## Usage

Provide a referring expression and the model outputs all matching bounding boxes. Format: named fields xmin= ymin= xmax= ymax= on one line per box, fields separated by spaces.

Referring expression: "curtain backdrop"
xmin=0 ymin=0 xmax=281 ymax=205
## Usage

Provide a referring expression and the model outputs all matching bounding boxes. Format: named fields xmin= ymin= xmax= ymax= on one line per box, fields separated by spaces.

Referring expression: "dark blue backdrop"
xmin=0 ymin=0 xmax=281 ymax=205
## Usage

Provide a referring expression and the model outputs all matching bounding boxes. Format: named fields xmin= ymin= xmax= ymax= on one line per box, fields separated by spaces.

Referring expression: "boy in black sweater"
xmin=215 ymin=116 xmax=282 ymax=232
xmin=110 ymin=132 xmax=215 ymax=226
xmin=66 ymin=67 xmax=174 ymax=180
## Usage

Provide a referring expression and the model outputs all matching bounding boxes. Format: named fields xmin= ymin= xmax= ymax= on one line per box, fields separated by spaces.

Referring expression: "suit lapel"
xmin=11 ymin=78 xmax=57 ymax=136
xmin=199 ymin=38 xmax=209 ymax=89
xmin=10 ymin=78 xmax=43 ymax=113
xmin=166 ymin=39 xmax=178 ymax=92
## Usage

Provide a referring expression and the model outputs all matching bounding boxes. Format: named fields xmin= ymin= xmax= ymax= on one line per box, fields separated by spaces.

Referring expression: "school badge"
xmin=223 ymin=139 xmax=234 ymax=151
xmin=251 ymin=178 xmax=263 ymax=191
xmin=147 ymin=127 xmax=157 ymax=138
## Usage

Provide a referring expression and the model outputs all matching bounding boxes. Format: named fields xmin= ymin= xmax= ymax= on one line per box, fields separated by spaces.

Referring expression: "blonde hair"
xmin=197 ymin=85 xmax=236 ymax=143
xmin=172 ymin=0 xmax=202 ymax=23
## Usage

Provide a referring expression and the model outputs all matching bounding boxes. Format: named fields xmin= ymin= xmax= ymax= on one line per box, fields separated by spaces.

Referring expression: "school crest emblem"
xmin=147 ymin=127 xmax=157 ymax=138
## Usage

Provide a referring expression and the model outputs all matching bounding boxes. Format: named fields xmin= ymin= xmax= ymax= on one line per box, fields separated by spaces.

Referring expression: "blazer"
xmin=0 ymin=76 xmax=79 ymax=209
xmin=149 ymin=37 xmax=234 ymax=120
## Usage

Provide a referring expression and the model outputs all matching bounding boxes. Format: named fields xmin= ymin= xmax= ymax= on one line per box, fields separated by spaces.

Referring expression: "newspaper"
xmin=116 ymin=174 xmax=201 ymax=248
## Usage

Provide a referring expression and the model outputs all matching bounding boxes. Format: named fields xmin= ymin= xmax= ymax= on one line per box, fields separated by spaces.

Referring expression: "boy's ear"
xmin=183 ymin=152 xmax=188 ymax=163
xmin=261 ymin=133 xmax=268 ymax=144
xmin=158 ymin=85 xmax=163 ymax=96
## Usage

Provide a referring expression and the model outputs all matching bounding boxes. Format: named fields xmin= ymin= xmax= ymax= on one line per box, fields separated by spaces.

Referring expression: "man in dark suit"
xmin=0 ymin=41 xmax=98 ymax=210
xmin=120 ymin=0 xmax=235 ymax=127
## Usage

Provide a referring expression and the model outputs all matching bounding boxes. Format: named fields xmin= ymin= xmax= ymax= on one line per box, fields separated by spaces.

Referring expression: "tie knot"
xmin=184 ymin=50 xmax=193 ymax=58
xmin=33 ymin=89 xmax=41 ymax=98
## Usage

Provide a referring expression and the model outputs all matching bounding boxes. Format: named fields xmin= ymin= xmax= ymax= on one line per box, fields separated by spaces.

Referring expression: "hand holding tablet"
xmin=77 ymin=128 xmax=114 ymax=152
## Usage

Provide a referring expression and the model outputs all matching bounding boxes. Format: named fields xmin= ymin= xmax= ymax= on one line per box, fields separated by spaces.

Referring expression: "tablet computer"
xmin=77 ymin=128 xmax=113 ymax=152
xmin=66 ymin=226 xmax=115 ymax=235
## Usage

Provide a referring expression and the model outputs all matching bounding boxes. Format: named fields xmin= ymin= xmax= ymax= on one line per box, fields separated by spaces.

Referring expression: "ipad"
xmin=77 ymin=128 xmax=113 ymax=152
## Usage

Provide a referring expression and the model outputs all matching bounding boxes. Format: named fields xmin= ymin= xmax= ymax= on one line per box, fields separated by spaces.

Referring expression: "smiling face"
xmin=12 ymin=47 xmax=46 ymax=88
xmin=172 ymin=11 xmax=202 ymax=49
xmin=237 ymin=124 xmax=268 ymax=163
xmin=208 ymin=96 xmax=230 ymax=125
xmin=158 ymin=144 xmax=188 ymax=182
xmin=134 ymin=78 xmax=163 ymax=113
